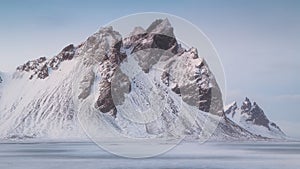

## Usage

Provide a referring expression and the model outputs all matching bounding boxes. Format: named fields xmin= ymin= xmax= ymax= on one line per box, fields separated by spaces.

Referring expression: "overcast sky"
xmin=0 ymin=0 xmax=299 ymax=138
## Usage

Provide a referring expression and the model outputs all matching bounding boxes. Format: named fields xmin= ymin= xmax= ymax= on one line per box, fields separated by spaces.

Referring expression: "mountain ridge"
xmin=0 ymin=19 xmax=287 ymax=141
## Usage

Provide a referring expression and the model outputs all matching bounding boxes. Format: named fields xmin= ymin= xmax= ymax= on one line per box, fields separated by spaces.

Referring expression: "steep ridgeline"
xmin=16 ymin=44 xmax=76 ymax=80
xmin=224 ymin=97 xmax=286 ymax=139
xmin=0 ymin=19 xmax=286 ymax=141
xmin=0 ymin=45 xmax=84 ymax=139
xmin=123 ymin=19 xmax=223 ymax=116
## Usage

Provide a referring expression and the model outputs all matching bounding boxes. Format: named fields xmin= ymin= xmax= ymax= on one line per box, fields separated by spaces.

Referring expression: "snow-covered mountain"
xmin=0 ymin=19 xmax=286 ymax=141
xmin=224 ymin=97 xmax=286 ymax=139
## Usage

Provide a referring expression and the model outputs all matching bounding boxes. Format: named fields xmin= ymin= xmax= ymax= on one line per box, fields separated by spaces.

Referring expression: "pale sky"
xmin=0 ymin=0 xmax=299 ymax=138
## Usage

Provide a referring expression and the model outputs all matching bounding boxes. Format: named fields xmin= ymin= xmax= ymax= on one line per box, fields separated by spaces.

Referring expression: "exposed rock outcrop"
xmin=16 ymin=44 xmax=76 ymax=79
xmin=86 ymin=27 xmax=127 ymax=117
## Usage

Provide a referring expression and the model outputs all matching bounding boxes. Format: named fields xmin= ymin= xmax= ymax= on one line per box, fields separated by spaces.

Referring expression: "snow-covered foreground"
xmin=0 ymin=141 xmax=299 ymax=169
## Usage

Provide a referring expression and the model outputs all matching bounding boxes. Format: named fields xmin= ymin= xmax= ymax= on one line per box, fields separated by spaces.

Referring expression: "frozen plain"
xmin=0 ymin=141 xmax=299 ymax=169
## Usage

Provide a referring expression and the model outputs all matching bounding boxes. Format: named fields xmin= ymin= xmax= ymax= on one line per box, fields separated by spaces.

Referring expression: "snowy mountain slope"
xmin=75 ymin=20 xmax=226 ymax=140
xmin=224 ymin=97 xmax=286 ymax=139
xmin=0 ymin=74 xmax=2 ymax=101
xmin=0 ymin=59 xmax=86 ymax=139
xmin=0 ymin=19 xmax=286 ymax=141
xmin=0 ymin=72 xmax=7 ymax=103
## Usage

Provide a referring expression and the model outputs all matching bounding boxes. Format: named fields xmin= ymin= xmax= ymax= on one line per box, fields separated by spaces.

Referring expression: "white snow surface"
xmin=0 ymin=59 xmax=86 ymax=140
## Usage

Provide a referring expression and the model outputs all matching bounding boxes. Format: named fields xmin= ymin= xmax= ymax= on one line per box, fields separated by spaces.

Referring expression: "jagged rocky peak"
xmin=146 ymin=18 xmax=174 ymax=37
xmin=123 ymin=18 xmax=180 ymax=74
xmin=92 ymin=19 xmax=223 ymax=116
xmin=16 ymin=44 xmax=76 ymax=79
xmin=160 ymin=49 xmax=223 ymax=115
xmin=124 ymin=18 xmax=179 ymax=54
xmin=90 ymin=26 xmax=126 ymax=117
xmin=79 ymin=26 xmax=123 ymax=65
xmin=0 ymin=75 xmax=2 ymax=83
xmin=48 ymin=44 xmax=76 ymax=69
xmin=16 ymin=56 xmax=48 ymax=79
xmin=224 ymin=97 xmax=285 ymax=139
xmin=89 ymin=19 xmax=223 ymax=117
xmin=93 ymin=20 xmax=180 ymax=117
xmin=240 ymin=97 xmax=270 ymax=128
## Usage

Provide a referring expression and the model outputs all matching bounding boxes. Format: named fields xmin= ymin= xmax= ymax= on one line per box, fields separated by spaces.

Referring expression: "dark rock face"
xmin=239 ymin=97 xmax=279 ymax=132
xmin=36 ymin=64 xmax=49 ymax=80
xmin=0 ymin=76 xmax=2 ymax=83
xmin=241 ymin=97 xmax=251 ymax=112
xmin=270 ymin=122 xmax=282 ymax=131
xmin=123 ymin=19 xmax=223 ymax=116
xmin=225 ymin=102 xmax=238 ymax=118
xmin=17 ymin=56 xmax=48 ymax=79
xmin=48 ymin=44 xmax=76 ymax=70
xmin=161 ymin=49 xmax=223 ymax=116
xmin=124 ymin=19 xmax=180 ymax=73
xmin=171 ymin=83 xmax=181 ymax=95
xmin=95 ymin=80 xmax=117 ymax=117
xmin=93 ymin=29 xmax=127 ymax=117
xmin=127 ymin=33 xmax=178 ymax=54
xmin=109 ymin=41 xmax=127 ymax=66
xmin=16 ymin=44 xmax=76 ymax=79
xmin=240 ymin=98 xmax=273 ymax=130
